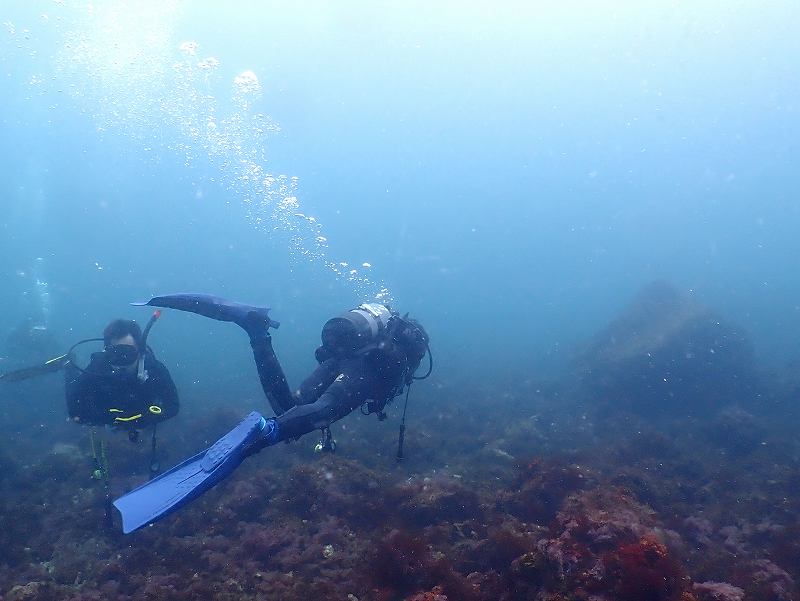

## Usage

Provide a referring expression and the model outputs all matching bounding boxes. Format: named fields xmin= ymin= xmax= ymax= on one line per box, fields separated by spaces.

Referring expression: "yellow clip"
xmin=114 ymin=413 xmax=143 ymax=423
xmin=149 ymin=405 xmax=162 ymax=415
xmin=44 ymin=353 xmax=68 ymax=366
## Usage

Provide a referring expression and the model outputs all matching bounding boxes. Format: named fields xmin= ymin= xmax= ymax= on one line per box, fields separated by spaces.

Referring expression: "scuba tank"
xmin=319 ymin=303 xmax=394 ymax=358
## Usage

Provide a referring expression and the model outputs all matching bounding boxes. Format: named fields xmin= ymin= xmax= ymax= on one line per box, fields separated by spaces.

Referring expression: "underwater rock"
xmin=749 ymin=558 xmax=796 ymax=601
xmin=704 ymin=406 xmax=766 ymax=456
xmin=509 ymin=549 xmax=549 ymax=583
xmin=692 ymin=581 xmax=745 ymax=601
xmin=239 ymin=521 xmax=294 ymax=560
xmin=604 ymin=536 xmax=683 ymax=601
xmin=5 ymin=581 xmax=62 ymax=601
xmin=280 ymin=457 xmax=388 ymax=526
xmin=535 ymin=486 xmax=692 ymax=599
xmin=576 ymin=281 xmax=757 ymax=417
xmin=389 ymin=473 xmax=483 ymax=527
xmin=367 ymin=529 xmax=475 ymax=601
xmin=224 ymin=477 xmax=268 ymax=521
xmin=463 ymin=520 xmax=542 ymax=573
xmin=403 ymin=586 xmax=448 ymax=601
xmin=498 ymin=457 xmax=588 ymax=524
xmin=49 ymin=533 xmax=112 ymax=585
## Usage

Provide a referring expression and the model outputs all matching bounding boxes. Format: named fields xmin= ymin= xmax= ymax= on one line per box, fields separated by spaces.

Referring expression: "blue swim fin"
xmin=113 ymin=411 xmax=275 ymax=534
xmin=0 ymin=353 xmax=70 ymax=383
xmin=132 ymin=293 xmax=280 ymax=330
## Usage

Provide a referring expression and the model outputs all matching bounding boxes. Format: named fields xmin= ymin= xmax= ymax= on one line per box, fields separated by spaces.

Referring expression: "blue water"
xmin=1 ymin=1 xmax=799 ymax=406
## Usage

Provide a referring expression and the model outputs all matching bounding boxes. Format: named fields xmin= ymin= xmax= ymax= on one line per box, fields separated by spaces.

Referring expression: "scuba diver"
xmin=1 ymin=313 xmax=179 ymax=526
xmin=65 ymin=317 xmax=179 ymax=431
xmin=65 ymin=317 xmax=179 ymax=527
xmin=1 ymin=315 xmax=179 ymax=429
xmin=113 ymin=293 xmax=431 ymax=534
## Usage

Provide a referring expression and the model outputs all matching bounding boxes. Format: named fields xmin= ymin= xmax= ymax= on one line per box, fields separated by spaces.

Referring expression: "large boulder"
xmin=575 ymin=281 xmax=757 ymax=416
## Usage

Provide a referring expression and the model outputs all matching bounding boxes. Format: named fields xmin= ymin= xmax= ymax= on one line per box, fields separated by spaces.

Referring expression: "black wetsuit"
xmin=65 ymin=351 xmax=179 ymax=428
xmin=249 ymin=329 xmax=419 ymax=441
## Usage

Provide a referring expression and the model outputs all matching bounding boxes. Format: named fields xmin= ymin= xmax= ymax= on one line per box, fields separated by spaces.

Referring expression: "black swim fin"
xmin=0 ymin=353 xmax=70 ymax=383
xmin=132 ymin=293 xmax=280 ymax=331
xmin=113 ymin=411 xmax=275 ymax=534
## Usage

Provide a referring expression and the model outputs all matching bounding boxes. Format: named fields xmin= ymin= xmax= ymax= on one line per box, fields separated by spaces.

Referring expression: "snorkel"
xmin=137 ymin=310 xmax=161 ymax=382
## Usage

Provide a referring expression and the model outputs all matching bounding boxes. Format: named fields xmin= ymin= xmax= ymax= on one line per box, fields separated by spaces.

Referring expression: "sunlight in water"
xmin=39 ymin=0 xmax=392 ymax=302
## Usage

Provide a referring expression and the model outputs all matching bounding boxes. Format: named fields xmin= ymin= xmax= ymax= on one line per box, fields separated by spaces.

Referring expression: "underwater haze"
xmin=1 ymin=2 xmax=798 ymax=384
xmin=2 ymin=2 xmax=800 ymax=600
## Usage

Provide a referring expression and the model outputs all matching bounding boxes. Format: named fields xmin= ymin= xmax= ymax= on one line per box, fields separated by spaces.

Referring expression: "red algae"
xmin=3 ymin=283 xmax=800 ymax=601
xmin=605 ymin=537 xmax=683 ymax=601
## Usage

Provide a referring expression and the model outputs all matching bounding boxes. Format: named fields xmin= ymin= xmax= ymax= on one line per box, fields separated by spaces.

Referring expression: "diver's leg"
xmin=136 ymin=294 xmax=292 ymax=413
xmin=274 ymin=392 xmax=352 ymax=440
xmin=275 ymin=358 xmax=384 ymax=440
xmin=135 ymin=294 xmax=279 ymax=337
xmin=249 ymin=332 xmax=296 ymax=416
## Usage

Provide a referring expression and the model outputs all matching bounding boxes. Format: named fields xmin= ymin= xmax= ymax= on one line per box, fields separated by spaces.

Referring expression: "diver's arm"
xmin=158 ymin=374 xmax=179 ymax=421
xmin=64 ymin=356 xmax=107 ymax=423
xmin=64 ymin=361 xmax=84 ymax=420
xmin=149 ymin=360 xmax=179 ymax=421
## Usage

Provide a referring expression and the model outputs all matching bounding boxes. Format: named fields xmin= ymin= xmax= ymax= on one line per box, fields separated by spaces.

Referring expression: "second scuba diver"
xmin=66 ymin=316 xmax=180 ymax=526
xmin=1 ymin=313 xmax=180 ymax=528
xmin=113 ymin=294 xmax=430 ymax=533
xmin=65 ymin=317 xmax=179 ymax=432
xmin=0 ymin=314 xmax=179 ymax=434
